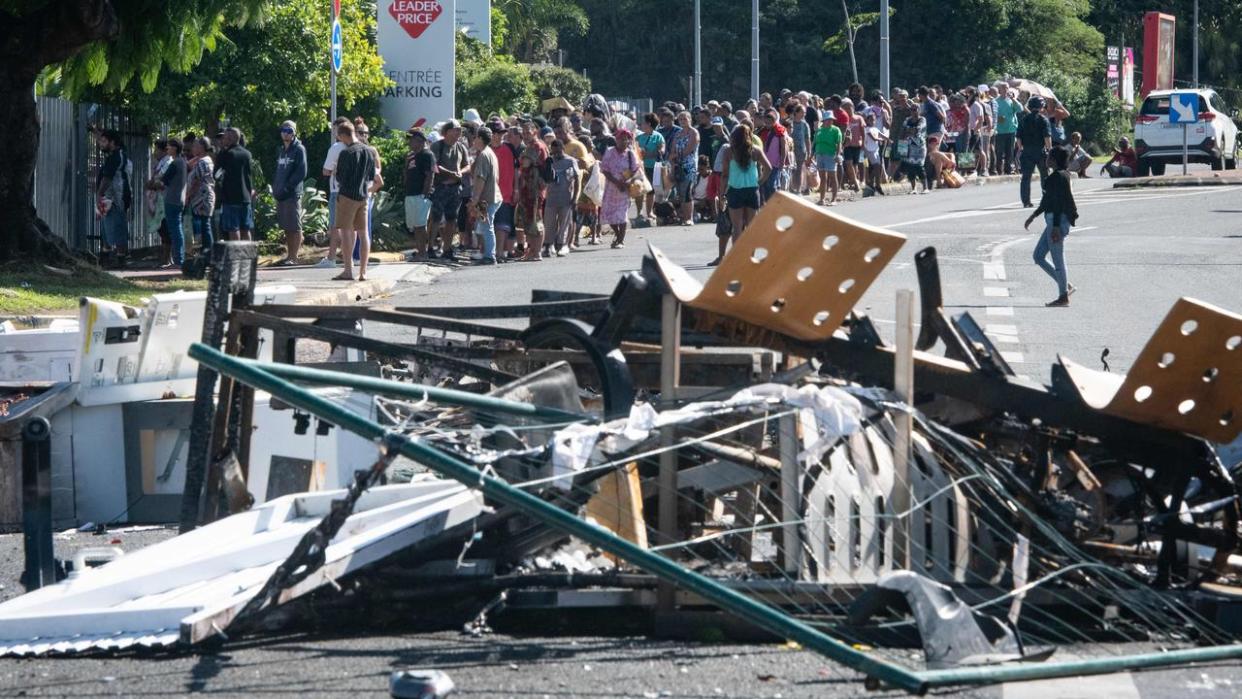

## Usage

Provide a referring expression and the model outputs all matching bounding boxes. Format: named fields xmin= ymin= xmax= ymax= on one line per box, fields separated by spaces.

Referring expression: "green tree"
xmin=1 ymin=0 xmax=264 ymax=261
xmin=456 ymin=35 xmax=537 ymax=117
xmin=528 ymin=63 xmax=592 ymax=104
xmin=496 ymin=0 xmax=589 ymax=63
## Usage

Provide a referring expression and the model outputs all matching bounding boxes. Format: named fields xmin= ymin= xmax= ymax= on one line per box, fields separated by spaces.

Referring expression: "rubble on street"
xmin=2 ymin=193 xmax=1241 ymax=694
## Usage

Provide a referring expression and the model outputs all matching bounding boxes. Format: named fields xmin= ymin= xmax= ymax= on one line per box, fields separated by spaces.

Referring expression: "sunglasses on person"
xmin=357 ymin=130 xmax=370 ymax=136
xmin=279 ymin=127 xmax=294 ymax=133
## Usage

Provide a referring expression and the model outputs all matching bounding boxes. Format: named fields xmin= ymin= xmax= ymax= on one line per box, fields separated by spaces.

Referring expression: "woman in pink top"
xmin=840 ymin=99 xmax=867 ymax=192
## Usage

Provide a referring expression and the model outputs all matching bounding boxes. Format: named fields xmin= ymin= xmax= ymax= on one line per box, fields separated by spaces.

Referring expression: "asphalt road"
xmin=3 ymin=173 xmax=1242 ymax=698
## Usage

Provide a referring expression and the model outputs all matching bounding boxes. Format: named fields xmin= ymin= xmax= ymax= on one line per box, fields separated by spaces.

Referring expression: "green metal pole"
xmin=187 ymin=342 xmax=927 ymax=694
xmin=919 ymin=643 xmax=1242 ymax=689
xmin=232 ymin=356 xmax=592 ymax=425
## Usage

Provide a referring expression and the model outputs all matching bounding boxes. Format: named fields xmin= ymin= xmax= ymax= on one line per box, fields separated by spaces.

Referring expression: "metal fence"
xmin=33 ymin=97 xmax=154 ymax=254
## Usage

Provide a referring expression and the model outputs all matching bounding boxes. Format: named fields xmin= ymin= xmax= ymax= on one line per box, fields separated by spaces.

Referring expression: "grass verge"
xmin=0 ymin=262 xmax=208 ymax=316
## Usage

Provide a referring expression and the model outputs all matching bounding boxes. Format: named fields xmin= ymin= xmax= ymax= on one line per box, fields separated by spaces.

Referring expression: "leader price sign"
xmin=378 ymin=0 xmax=455 ymax=131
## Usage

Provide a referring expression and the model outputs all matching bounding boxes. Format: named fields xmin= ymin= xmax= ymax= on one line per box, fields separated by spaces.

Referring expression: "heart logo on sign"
xmin=388 ymin=0 xmax=443 ymax=39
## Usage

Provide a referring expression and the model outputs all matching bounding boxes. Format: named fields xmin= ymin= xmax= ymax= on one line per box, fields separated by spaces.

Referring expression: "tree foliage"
xmin=495 ymin=0 xmax=589 ymax=63
xmin=456 ymin=36 xmax=538 ymax=117
xmin=528 ymin=63 xmax=592 ymax=104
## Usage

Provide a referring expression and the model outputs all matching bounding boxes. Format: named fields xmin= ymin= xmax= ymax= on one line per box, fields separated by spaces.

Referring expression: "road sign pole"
xmin=1183 ymin=123 xmax=1189 ymax=175
xmin=330 ymin=71 xmax=337 ymax=124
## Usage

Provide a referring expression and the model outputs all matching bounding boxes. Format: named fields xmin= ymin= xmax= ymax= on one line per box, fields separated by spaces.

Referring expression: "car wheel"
xmin=1138 ymin=160 xmax=1152 ymax=177
xmin=1212 ymin=154 xmax=1225 ymax=171
xmin=1151 ymin=162 xmax=1166 ymax=176
xmin=1227 ymin=157 xmax=1238 ymax=171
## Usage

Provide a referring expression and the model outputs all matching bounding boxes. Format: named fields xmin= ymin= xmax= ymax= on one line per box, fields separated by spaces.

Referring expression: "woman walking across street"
xmin=1025 ymin=147 xmax=1078 ymax=307
xmin=601 ymin=128 xmax=640 ymax=249
xmin=713 ymin=123 xmax=772 ymax=265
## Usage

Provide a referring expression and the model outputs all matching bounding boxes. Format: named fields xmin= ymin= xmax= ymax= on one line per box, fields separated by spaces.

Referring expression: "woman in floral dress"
xmin=599 ymin=129 xmax=639 ymax=249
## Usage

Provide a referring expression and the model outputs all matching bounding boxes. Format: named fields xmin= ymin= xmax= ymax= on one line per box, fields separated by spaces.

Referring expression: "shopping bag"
xmin=583 ymin=163 xmax=604 ymax=206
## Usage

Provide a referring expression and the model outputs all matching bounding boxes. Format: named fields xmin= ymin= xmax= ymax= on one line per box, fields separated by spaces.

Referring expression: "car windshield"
xmin=1140 ymin=97 xmax=1170 ymax=116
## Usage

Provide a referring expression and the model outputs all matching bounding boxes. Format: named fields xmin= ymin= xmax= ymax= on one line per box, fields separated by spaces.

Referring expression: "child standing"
xmin=812 ymin=114 xmax=843 ymax=206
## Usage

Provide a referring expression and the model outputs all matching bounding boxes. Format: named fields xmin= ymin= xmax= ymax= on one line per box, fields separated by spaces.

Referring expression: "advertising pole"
xmin=879 ymin=0 xmax=890 ymax=98
xmin=750 ymin=0 xmax=759 ymax=100
xmin=693 ymin=0 xmax=702 ymax=106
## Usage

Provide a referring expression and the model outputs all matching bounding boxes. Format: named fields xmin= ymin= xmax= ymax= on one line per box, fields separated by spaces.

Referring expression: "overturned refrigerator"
xmin=3 ymin=193 xmax=1242 ymax=694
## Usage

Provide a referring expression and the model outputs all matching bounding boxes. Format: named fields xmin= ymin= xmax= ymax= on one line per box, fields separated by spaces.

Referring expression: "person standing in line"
xmin=720 ymin=123 xmax=773 ymax=257
xmin=599 ymin=129 xmax=640 ymax=249
xmin=495 ymin=126 xmax=523 ymax=258
xmin=862 ymin=113 xmax=889 ymax=195
xmin=273 ymin=120 xmax=307 ymax=266
xmin=331 ymin=121 xmax=381 ymax=281
xmin=635 ymin=113 xmax=665 ymax=225
xmin=1025 ymin=147 xmax=1077 ymax=307
xmin=352 ymin=118 xmax=382 ymax=264
xmin=186 ymin=136 xmax=215 ymax=259
xmin=670 ymin=111 xmax=700 ymax=224
xmin=900 ymin=113 xmax=930 ymax=194
xmin=812 ymin=113 xmax=843 ymax=206
xmin=157 ymin=139 xmax=188 ymax=267
xmin=544 ymin=139 xmax=580 ymax=257
xmin=213 ymin=127 xmax=254 ymax=241
xmin=318 ymin=116 xmax=349 ymax=267
xmin=789 ymin=104 xmax=811 ymax=196
xmin=95 ymin=129 xmax=133 ymax=267
xmin=840 ymin=99 xmax=866 ymax=192
xmin=992 ymin=85 xmax=1020 ymax=175
xmin=428 ymin=119 xmax=470 ymax=260
xmin=470 ymin=126 xmax=502 ymax=265
xmin=1016 ymin=96 xmax=1052 ymax=208
xmin=146 ymin=138 xmax=172 ymax=267
xmin=404 ymin=129 xmax=436 ymax=259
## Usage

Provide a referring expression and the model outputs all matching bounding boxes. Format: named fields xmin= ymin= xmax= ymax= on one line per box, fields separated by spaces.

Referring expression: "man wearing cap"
xmin=1016 ymin=96 xmax=1052 ymax=207
xmin=716 ymin=102 xmax=738 ymax=133
xmin=273 ymin=120 xmax=307 ymax=265
xmin=429 ymin=119 xmax=470 ymax=259
xmin=404 ymin=128 xmax=435 ymax=259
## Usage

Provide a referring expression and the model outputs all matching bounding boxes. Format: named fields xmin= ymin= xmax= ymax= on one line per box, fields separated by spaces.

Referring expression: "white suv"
xmin=1133 ymin=89 xmax=1238 ymax=175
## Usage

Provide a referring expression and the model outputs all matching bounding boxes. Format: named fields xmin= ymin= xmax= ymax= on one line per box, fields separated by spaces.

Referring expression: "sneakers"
xmin=1067 ymin=283 xmax=1077 ymax=297
xmin=315 ymin=257 xmax=336 ymax=268
xmin=1046 ymin=296 xmax=1069 ymax=307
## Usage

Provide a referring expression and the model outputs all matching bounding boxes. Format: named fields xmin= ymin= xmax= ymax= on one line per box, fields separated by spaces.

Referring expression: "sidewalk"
xmin=111 ymin=251 xmax=451 ymax=307
xmin=1112 ymin=170 xmax=1242 ymax=189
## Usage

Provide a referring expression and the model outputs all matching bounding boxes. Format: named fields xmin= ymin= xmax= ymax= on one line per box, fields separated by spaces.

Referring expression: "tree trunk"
xmin=0 ymin=0 xmax=119 ymax=263
xmin=0 ymin=66 xmax=46 ymax=263
xmin=841 ymin=0 xmax=859 ymax=84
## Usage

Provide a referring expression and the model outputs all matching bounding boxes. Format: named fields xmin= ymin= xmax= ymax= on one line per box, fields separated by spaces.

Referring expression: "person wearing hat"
xmin=812 ymin=111 xmax=843 ymax=206
xmin=428 ymin=118 xmax=470 ymax=259
xmin=403 ymin=128 xmax=435 ymax=260
xmin=462 ymin=108 xmax=482 ymax=126
xmin=273 ymin=120 xmax=307 ymax=265
xmin=1016 ymin=95 xmax=1051 ymax=207
xmin=993 ymin=84 xmax=1021 ymax=175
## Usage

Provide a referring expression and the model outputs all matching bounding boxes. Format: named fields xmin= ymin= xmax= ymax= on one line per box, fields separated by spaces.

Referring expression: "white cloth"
xmin=323 ymin=141 xmax=345 ymax=193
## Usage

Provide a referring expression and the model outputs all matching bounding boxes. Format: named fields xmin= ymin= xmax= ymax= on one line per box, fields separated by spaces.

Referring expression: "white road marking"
xmin=1001 ymin=351 xmax=1025 ymax=363
xmin=983 ymin=286 xmax=1011 ymax=297
xmin=1072 ymin=226 xmax=1098 ymax=232
xmin=986 ymin=324 xmax=1019 ymax=335
xmin=987 ymin=306 xmax=1015 ymax=316
xmin=983 ymin=263 xmax=1006 ymax=280
xmin=1002 ymin=666 xmax=1140 ymax=699
xmin=989 ymin=334 xmax=1021 ymax=344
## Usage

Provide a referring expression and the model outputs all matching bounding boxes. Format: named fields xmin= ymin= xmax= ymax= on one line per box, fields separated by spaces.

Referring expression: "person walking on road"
xmin=600 ymin=128 xmax=640 ymax=249
xmin=1016 ymin=96 xmax=1052 ymax=208
xmin=1025 ymin=147 xmax=1077 ymax=307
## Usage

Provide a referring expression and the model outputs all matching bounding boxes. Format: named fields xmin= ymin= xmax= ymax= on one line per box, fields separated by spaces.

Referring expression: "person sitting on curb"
xmin=1101 ymin=137 xmax=1137 ymax=178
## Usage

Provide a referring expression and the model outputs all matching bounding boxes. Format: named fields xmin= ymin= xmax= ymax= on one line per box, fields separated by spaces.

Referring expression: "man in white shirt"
xmin=317 ymin=117 xmax=348 ymax=268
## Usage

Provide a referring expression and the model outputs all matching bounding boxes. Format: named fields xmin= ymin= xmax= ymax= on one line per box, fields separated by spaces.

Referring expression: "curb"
xmin=1113 ymin=173 xmax=1242 ymax=189
xmin=294 ymin=278 xmax=396 ymax=307
xmin=796 ymin=172 xmax=1025 ymax=204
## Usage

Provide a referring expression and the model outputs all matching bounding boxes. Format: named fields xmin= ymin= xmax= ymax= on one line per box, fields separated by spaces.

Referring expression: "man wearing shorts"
xmin=318 ymin=117 xmax=349 ymax=267
xmin=331 ymin=121 xmax=381 ymax=281
xmin=403 ymin=129 xmax=435 ymax=259
xmin=213 ymin=127 xmax=254 ymax=241
xmin=273 ymin=120 xmax=307 ymax=265
xmin=812 ymin=114 xmax=842 ymax=206
xmin=428 ymin=119 xmax=469 ymax=260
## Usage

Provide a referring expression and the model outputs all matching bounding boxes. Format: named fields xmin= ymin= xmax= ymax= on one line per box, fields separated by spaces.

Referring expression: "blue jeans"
xmin=1033 ymin=213 xmax=1070 ymax=297
xmin=165 ymin=203 xmax=185 ymax=265
xmin=192 ymin=214 xmax=213 ymax=255
xmin=1018 ymin=151 xmax=1049 ymax=206
xmin=102 ymin=204 xmax=129 ymax=249
xmin=475 ymin=202 xmax=500 ymax=261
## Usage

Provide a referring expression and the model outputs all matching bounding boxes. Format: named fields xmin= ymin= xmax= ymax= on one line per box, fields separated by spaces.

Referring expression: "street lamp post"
xmin=694 ymin=0 xmax=702 ymax=105
xmin=751 ymin=0 xmax=759 ymax=100
xmin=879 ymin=0 xmax=890 ymax=97
xmin=1192 ymin=0 xmax=1199 ymax=88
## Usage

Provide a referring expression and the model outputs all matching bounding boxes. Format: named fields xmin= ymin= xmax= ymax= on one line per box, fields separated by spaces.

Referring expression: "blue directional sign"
xmin=330 ymin=18 xmax=343 ymax=73
xmin=1168 ymin=92 xmax=1200 ymax=124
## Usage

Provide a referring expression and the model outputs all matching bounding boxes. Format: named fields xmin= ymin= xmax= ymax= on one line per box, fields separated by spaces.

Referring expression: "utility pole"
xmin=751 ymin=0 xmax=759 ymax=100
xmin=693 ymin=0 xmax=702 ymax=106
xmin=1192 ymin=0 xmax=1199 ymax=88
xmin=879 ymin=0 xmax=890 ymax=97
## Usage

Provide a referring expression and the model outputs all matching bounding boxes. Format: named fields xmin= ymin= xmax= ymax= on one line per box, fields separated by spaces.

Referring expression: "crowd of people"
xmin=396 ymin=81 xmax=1122 ymax=271
xmin=93 ymin=78 xmax=1121 ymax=292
